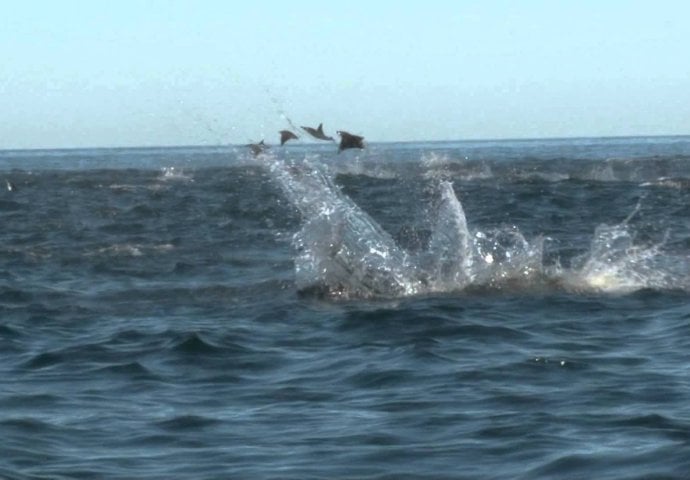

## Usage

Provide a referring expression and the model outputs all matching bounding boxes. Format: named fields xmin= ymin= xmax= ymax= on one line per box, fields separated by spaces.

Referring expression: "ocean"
xmin=1 ymin=136 xmax=690 ymax=479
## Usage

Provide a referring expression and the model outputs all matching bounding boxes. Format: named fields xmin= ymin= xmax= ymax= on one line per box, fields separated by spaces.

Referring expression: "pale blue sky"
xmin=2 ymin=1 xmax=689 ymax=149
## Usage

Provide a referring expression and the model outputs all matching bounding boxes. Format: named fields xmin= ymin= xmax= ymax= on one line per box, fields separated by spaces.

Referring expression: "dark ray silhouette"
xmin=279 ymin=130 xmax=298 ymax=146
xmin=337 ymin=131 xmax=365 ymax=153
xmin=301 ymin=123 xmax=334 ymax=142
xmin=246 ymin=140 xmax=269 ymax=156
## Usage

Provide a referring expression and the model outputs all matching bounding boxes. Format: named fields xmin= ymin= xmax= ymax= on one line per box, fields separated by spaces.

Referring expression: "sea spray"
xmin=565 ymin=201 xmax=690 ymax=293
xmin=470 ymin=227 xmax=545 ymax=289
xmin=424 ymin=181 xmax=474 ymax=289
xmin=263 ymin=153 xmax=422 ymax=298
xmin=260 ymin=152 xmax=687 ymax=298
xmin=569 ymin=222 xmax=673 ymax=293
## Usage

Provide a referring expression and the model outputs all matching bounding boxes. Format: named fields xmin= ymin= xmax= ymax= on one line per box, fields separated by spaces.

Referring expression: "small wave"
xmin=331 ymin=161 xmax=398 ymax=180
xmin=529 ymin=356 xmax=584 ymax=370
xmin=421 ymin=152 xmax=494 ymax=183
xmin=22 ymin=351 xmax=65 ymax=370
xmin=157 ymin=166 xmax=194 ymax=183
xmin=108 ymin=183 xmax=145 ymax=192
xmin=85 ymin=242 xmax=175 ymax=258
xmin=0 ymin=417 xmax=60 ymax=433
xmin=91 ymin=361 xmax=158 ymax=379
xmin=266 ymin=385 xmax=335 ymax=403
xmin=0 ymin=287 xmax=33 ymax=304
xmin=168 ymin=332 xmax=224 ymax=355
xmin=0 ymin=199 xmax=22 ymax=211
xmin=346 ymin=367 xmax=414 ymax=389
xmin=513 ymin=171 xmax=570 ymax=183
xmin=640 ymin=177 xmax=690 ymax=189
xmin=0 ymin=393 xmax=63 ymax=409
xmin=154 ymin=414 xmax=221 ymax=431
xmin=0 ymin=323 xmax=20 ymax=338
xmin=525 ymin=444 xmax=687 ymax=480
xmin=20 ymin=342 xmax=115 ymax=373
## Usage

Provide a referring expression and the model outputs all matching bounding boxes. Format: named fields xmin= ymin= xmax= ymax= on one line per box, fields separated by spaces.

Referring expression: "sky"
xmin=1 ymin=0 xmax=689 ymax=149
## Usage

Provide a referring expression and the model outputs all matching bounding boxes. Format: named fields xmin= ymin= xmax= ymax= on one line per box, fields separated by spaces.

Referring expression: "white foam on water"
xmin=158 ymin=166 xmax=194 ymax=183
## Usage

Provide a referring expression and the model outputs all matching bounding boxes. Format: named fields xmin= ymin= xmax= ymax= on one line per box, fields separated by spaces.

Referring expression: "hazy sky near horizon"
xmin=2 ymin=1 xmax=689 ymax=149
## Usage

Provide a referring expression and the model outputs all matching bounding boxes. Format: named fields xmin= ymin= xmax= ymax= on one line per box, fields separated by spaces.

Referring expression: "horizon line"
xmin=1 ymin=133 xmax=689 ymax=154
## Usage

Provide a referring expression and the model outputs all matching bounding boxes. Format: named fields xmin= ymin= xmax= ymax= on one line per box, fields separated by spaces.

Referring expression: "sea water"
xmin=1 ymin=136 xmax=690 ymax=479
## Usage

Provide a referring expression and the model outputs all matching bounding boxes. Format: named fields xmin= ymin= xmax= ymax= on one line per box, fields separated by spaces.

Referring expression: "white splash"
xmin=260 ymin=154 xmax=688 ymax=299
xmin=264 ymin=154 xmax=423 ymax=298
xmin=567 ymin=223 xmax=681 ymax=293
xmin=423 ymin=180 xmax=474 ymax=289
xmin=86 ymin=243 xmax=175 ymax=258
xmin=158 ymin=167 xmax=194 ymax=182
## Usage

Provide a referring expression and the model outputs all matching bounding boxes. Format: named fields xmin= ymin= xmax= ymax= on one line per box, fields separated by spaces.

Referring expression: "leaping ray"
xmin=337 ymin=130 xmax=365 ymax=153
xmin=246 ymin=140 xmax=269 ymax=156
xmin=279 ymin=130 xmax=298 ymax=146
xmin=301 ymin=123 xmax=334 ymax=142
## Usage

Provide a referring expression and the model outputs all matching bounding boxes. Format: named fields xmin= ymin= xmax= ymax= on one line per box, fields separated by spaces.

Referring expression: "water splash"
xmin=264 ymin=154 xmax=422 ymax=299
xmin=566 ymin=216 xmax=689 ymax=293
xmin=158 ymin=167 xmax=194 ymax=183
xmin=421 ymin=152 xmax=493 ymax=183
xmin=423 ymin=181 xmax=473 ymax=289
xmin=470 ymin=227 xmax=545 ymax=290
xmin=261 ymin=154 xmax=688 ymax=299
xmin=585 ymin=162 xmax=617 ymax=182
xmin=568 ymin=224 xmax=664 ymax=292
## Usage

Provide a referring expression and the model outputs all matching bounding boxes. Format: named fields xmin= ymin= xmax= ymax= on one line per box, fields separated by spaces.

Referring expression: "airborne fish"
xmin=337 ymin=130 xmax=365 ymax=153
xmin=301 ymin=123 xmax=334 ymax=142
xmin=279 ymin=130 xmax=298 ymax=146
xmin=246 ymin=140 xmax=269 ymax=156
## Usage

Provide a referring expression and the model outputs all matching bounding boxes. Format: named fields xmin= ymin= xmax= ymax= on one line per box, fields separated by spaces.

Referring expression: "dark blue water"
xmin=2 ymin=137 xmax=690 ymax=479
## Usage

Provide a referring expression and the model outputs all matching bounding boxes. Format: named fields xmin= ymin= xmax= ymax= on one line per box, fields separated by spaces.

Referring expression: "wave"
xmin=334 ymin=151 xmax=690 ymax=186
xmin=259 ymin=153 xmax=690 ymax=299
xmin=157 ymin=166 xmax=194 ymax=183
